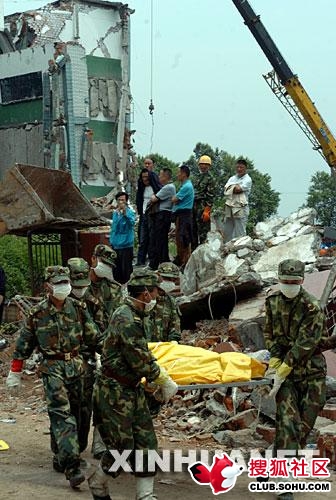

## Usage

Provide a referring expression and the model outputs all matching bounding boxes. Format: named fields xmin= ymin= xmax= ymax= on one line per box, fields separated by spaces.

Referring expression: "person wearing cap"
xmin=109 ymin=191 xmax=136 ymax=283
xmin=87 ymin=244 xmax=123 ymax=458
xmin=172 ymin=164 xmax=194 ymax=269
xmin=148 ymin=262 xmax=181 ymax=343
xmin=6 ymin=265 xmax=99 ymax=489
xmin=223 ymin=158 xmax=252 ymax=242
xmin=192 ymin=155 xmax=215 ymax=250
xmin=264 ymin=259 xmax=328 ymax=498
xmin=87 ymin=268 xmax=178 ymax=500
xmin=87 ymin=244 xmax=122 ymax=334
xmin=67 ymin=257 xmax=103 ymax=459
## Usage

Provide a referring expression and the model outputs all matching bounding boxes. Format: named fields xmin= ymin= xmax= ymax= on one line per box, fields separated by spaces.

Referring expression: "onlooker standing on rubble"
xmin=223 ymin=158 xmax=252 ymax=242
xmin=6 ymin=265 xmax=99 ymax=489
xmin=136 ymin=167 xmax=161 ymax=265
xmin=0 ymin=265 xmax=5 ymax=323
xmin=86 ymin=244 xmax=122 ymax=459
xmin=264 ymin=259 xmax=327 ymax=499
xmin=87 ymin=268 xmax=178 ymax=500
xmin=148 ymin=168 xmax=176 ymax=270
xmin=192 ymin=155 xmax=215 ymax=250
xmin=172 ymin=164 xmax=194 ymax=269
xmin=110 ymin=191 xmax=135 ymax=284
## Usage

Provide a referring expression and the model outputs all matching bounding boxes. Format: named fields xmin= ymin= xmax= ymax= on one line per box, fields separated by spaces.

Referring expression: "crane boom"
xmin=232 ymin=0 xmax=336 ymax=172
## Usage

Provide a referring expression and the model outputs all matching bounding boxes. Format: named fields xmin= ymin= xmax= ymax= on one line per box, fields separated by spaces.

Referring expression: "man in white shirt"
xmin=224 ymin=159 xmax=252 ymax=242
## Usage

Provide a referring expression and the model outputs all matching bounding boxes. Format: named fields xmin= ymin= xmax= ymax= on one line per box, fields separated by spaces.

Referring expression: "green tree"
xmin=184 ymin=142 xmax=280 ymax=233
xmin=137 ymin=153 xmax=179 ymax=178
xmin=306 ymin=171 xmax=336 ymax=226
xmin=0 ymin=235 xmax=31 ymax=298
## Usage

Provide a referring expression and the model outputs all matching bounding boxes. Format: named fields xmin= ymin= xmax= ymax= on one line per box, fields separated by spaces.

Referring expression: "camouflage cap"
xmin=67 ymin=257 xmax=90 ymax=286
xmin=44 ymin=265 xmax=70 ymax=284
xmin=157 ymin=262 xmax=180 ymax=278
xmin=278 ymin=259 xmax=305 ymax=281
xmin=128 ymin=267 xmax=160 ymax=287
xmin=93 ymin=244 xmax=117 ymax=267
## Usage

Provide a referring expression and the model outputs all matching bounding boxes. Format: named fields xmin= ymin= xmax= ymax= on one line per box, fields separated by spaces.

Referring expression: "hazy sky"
xmin=6 ymin=0 xmax=336 ymax=216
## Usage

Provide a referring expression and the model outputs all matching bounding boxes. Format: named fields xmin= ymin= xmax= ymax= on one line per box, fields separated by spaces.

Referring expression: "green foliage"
xmin=137 ymin=153 xmax=179 ymax=179
xmin=184 ymin=142 xmax=280 ymax=232
xmin=0 ymin=235 xmax=31 ymax=298
xmin=306 ymin=171 xmax=336 ymax=226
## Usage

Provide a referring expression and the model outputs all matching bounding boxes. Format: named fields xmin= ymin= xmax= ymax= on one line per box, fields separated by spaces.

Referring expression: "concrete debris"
xmin=182 ymin=207 xmax=320 ymax=296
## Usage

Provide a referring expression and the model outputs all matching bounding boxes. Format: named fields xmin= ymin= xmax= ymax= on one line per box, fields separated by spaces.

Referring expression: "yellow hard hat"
xmin=198 ymin=155 xmax=212 ymax=166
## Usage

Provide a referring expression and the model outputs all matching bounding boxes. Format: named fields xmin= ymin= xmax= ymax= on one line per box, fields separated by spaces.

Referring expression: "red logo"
xmin=188 ymin=452 xmax=244 ymax=495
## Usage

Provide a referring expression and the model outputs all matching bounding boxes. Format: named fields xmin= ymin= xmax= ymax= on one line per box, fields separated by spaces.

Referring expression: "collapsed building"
xmin=0 ymin=0 xmax=135 ymax=199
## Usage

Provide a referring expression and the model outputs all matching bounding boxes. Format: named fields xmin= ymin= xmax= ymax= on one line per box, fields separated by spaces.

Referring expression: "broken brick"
xmin=223 ymin=409 xmax=257 ymax=431
xmin=256 ymin=424 xmax=276 ymax=443
xmin=320 ymin=404 xmax=336 ymax=421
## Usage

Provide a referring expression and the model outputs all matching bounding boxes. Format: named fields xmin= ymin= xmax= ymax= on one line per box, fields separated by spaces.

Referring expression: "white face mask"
xmin=159 ymin=280 xmax=176 ymax=293
xmin=145 ymin=299 xmax=157 ymax=312
xmin=51 ymin=283 xmax=72 ymax=301
xmin=94 ymin=260 xmax=113 ymax=280
xmin=71 ymin=287 xmax=88 ymax=299
xmin=133 ymin=290 xmax=157 ymax=312
xmin=279 ymin=283 xmax=301 ymax=299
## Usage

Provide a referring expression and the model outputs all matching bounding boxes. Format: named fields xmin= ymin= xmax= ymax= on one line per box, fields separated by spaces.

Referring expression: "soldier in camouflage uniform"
xmin=67 ymin=257 xmax=95 ymax=455
xmin=6 ymin=266 xmax=99 ymax=489
xmin=87 ymin=244 xmax=123 ymax=458
xmin=87 ymin=268 xmax=178 ymax=500
xmin=87 ymin=244 xmax=122 ymax=334
xmin=192 ymin=155 xmax=215 ymax=250
xmin=264 ymin=259 xmax=328 ymax=500
xmin=148 ymin=262 xmax=181 ymax=343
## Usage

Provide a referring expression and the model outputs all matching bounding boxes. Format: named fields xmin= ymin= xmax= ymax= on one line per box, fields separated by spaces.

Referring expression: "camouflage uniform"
xmin=147 ymin=292 xmax=181 ymax=342
xmin=88 ymin=270 xmax=161 ymax=499
xmin=12 ymin=266 xmax=99 ymax=481
xmin=192 ymin=171 xmax=215 ymax=250
xmin=86 ymin=245 xmax=122 ymax=334
xmin=67 ymin=257 xmax=95 ymax=454
xmin=87 ymin=245 xmax=123 ymax=457
xmin=264 ymin=259 xmax=327 ymax=455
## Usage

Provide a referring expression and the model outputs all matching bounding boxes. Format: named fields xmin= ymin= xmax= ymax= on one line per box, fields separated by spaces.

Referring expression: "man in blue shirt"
xmin=110 ymin=192 xmax=135 ymax=283
xmin=172 ymin=165 xmax=194 ymax=269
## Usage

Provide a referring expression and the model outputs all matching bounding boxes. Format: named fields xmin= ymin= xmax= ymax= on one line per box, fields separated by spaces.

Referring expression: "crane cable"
xmin=149 ymin=0 xmax=155 ymax=152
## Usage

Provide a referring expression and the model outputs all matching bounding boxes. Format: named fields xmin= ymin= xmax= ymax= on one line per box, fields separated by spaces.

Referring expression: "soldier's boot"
xmin=91 ymin=427 xmax=106 ymax=460
xmin=66 ymin=467 xmax=85 ymax=489
xmin=135 ymin=477 xmax=158 ymax=500
xmin=277 ymin=494 xmax=294 ymax=500
xmin=52 ymin=454 xmax=65 ymax=473
xmin=88 ymin=464 xmax=111 ymax=499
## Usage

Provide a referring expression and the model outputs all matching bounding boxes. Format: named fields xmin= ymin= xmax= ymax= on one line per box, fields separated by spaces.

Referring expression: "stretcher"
xmin=177 ymin=378 xmax=271 ymax=391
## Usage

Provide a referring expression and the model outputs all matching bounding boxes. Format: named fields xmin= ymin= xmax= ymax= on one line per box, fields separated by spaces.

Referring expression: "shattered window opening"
xmin=0 ymin=72 xmax=43 ymax=105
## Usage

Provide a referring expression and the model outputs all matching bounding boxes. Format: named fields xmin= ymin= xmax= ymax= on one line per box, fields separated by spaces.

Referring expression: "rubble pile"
xmin=181 ymin=319 xmax=242 ymax=351
xmin=182 ymin=207 xmax=321 ymax=298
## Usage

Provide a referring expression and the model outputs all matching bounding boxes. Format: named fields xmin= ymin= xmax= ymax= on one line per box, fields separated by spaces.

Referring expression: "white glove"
xmin=269 ymin=374 xmax=285 ymax=398
xmin=153 ymin=367 xmax=178 ymax=403
xmin=6 ymin=371 xmax=22 ymax=395
xmin=155 ymin=378 xmax=178 ymax=403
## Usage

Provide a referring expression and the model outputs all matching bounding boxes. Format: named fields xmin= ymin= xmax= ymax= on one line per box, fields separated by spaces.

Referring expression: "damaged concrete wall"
xmin=0 ymin=45 xmax=54 ymax=177
xmin=1 ymin=1 xmax=133 ymax=198
xmin=0 ymin=125 xmax=44 ymax=171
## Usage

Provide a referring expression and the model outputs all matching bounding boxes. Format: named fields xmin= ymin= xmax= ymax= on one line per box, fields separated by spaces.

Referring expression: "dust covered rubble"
xmin=180 ymin=207 xmax=321 ymax=298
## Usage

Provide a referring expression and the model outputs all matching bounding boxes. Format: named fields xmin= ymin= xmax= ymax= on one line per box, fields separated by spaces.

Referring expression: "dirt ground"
xmin=0 ymin=376 xmax=335 ymax=500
